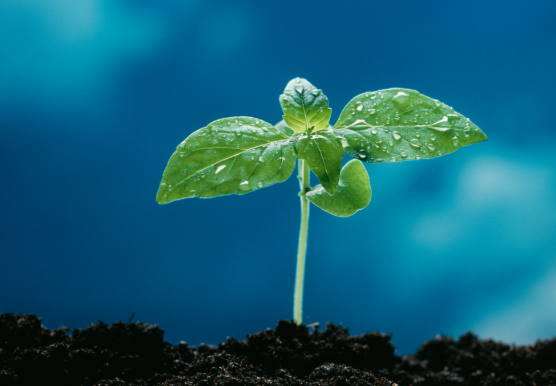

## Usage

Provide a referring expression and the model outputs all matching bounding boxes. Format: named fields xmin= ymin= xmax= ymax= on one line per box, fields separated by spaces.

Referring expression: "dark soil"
xmin=1 ymin=313 xmax=555 ymax=385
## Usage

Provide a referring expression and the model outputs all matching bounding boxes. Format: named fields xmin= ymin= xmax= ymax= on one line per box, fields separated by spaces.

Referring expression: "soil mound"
xmin=1 ymin=313 xmax=555 ymax=385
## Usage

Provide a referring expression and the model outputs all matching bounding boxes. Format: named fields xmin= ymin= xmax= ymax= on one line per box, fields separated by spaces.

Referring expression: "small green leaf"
xmin=274 ymin=119 xmax=295 ymax=136
xmin=157 ymin=117 xmax=297 ymax=204
xmin=294 ymin=128 xmax=344 ymax=194
xmin=280 ymin=78 xmax=332 ymax=134
xmin=306 ymin=160 xmax=371 ymax=217
xmin=334 ymin=88 xmax=488 ymax=163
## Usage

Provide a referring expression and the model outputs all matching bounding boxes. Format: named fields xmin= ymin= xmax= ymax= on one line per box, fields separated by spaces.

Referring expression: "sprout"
xmin=157 ymin=78 xmax=487 ymax=325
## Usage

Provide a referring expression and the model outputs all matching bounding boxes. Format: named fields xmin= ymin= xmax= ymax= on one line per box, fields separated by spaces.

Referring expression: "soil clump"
xmin=1 ymin=313 xmax=555 ymax=385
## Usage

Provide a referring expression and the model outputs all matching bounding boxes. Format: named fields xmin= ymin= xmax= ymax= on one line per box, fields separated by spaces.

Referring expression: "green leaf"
xmin=306 ymin=160 xmax=371 ymax=217
xmin=280 ymin=78 xmax=332 ymax=134
xmin=274 ymin=119 xmax=294 ymax=136
xmin=333 ymin=88 xmax=488 ymax=163
xmin=294 ymin=128 xmax=344 ymax=194
xmin=156 ymin=117 xmax=297 ymax=204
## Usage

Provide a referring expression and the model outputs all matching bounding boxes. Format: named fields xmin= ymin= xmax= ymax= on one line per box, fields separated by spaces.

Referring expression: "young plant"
xmin=157 ymin=78 xmax=487 ymax=325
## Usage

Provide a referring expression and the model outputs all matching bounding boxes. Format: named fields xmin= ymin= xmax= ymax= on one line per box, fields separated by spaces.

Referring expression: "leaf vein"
xmin=176 ymin=142 xmax=278 ymax=186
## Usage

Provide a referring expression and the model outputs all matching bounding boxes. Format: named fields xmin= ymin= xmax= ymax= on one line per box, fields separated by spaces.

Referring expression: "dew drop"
xmin=294 ymin=85 xmax=304 ymax=94
xmin=371 ymin=129 xmax=378 ymax=134
xmin=393 ymin=131 xmax=401 ymax=141
xmin=240 ymin=181 xmax=249 ymax=185
xmin=257 ymin=182 xmax=263 ymax=188
xmin=427 ymin=144 xmax=435 ymax=151
xmin=356 ymin=104 xmax=363 ymax=111
xmin=393 ymin=91 xmax=410 ymax=107
xmin=400 ymin=151 xmax=407 ymax=158
xmin=452 ymin=136 xmax=459 ymax=146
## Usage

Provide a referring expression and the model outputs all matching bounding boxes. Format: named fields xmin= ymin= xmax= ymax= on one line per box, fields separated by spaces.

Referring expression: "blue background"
xmin=1 ymin=0 xmax=555 ymax=355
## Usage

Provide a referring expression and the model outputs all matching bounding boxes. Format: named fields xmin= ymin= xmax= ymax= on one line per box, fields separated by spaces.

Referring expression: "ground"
xmin=1 ymin=313 xmax=555 ymax=385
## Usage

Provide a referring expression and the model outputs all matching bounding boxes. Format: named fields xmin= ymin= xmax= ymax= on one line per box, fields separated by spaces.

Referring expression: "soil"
xmin=1 ymin=313 xmax=555 ymax=386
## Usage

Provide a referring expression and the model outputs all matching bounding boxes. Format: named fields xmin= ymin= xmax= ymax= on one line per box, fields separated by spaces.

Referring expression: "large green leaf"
xmin=156 ymin=117 xmax=297 ymax=204
xmin=306 ymin=160 xmax=371 ymax=217
xmin=294 ymin=128 xmax=344 ymax=194
xmin=280 ymin=78 xmax=332 ymax=134
xmin=334 ymin=88 xmax=488 ymax=163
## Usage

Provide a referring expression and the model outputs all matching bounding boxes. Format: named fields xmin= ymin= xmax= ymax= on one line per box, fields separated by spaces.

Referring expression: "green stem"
xmin=294 ymin=159 xmax=310 ymax=325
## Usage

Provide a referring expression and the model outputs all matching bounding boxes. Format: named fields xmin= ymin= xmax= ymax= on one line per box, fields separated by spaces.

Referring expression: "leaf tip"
xmin=323 ymin=183 xmax=338 ymax=195
xmin=156 ymin=186 xmax=170 ymax=205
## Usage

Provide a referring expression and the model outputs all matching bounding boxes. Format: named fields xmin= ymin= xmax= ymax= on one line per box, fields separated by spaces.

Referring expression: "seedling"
xmin=157 ymin=78 xmax=487 ymax=325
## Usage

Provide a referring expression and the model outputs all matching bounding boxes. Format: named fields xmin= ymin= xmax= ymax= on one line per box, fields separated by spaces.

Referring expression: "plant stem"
xmin=294 ymin=159 xmax=310 ymax=325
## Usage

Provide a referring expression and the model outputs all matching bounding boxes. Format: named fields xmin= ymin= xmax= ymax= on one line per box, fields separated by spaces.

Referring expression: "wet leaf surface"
xmin=280 ymin=78 xmax=332 ymax=134
xmin=157 ymin=117 xmax=297 ymax=203
xmin=306 ymin=160 xmax=371 ymax=217
xmin=294 ymin=129 xmax=344 ymax=194
xmin=334 ymin=88 xmax=487 ymax=163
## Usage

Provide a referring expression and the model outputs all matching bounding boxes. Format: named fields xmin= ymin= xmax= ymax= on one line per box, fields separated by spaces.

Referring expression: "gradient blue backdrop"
xmin=1 ymin=0 xmax=555 ymax=355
